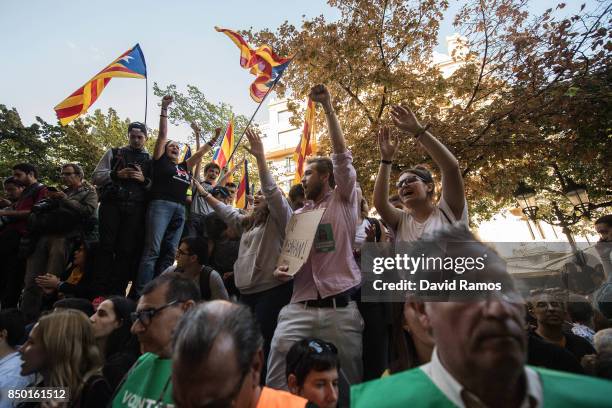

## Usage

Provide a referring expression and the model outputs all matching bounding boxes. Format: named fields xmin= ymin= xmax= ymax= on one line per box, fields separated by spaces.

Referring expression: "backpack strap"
xmin=199 ymin=266 xmax=213 ymax=300
xmin=439 ymin=207 xmax=453 ymax=224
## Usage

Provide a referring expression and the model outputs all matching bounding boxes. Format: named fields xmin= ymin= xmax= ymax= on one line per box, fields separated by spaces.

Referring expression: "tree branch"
xmin=376 ymin=0 xmax=389 ymax=67
xmin=377 ymin=86 xmax=388 ymax=120
xmin=337 ymin=81 xmax=375 ymax=124
xmin=387 ymin=2 xmax=425 ymax=67
xmin=464 ymin=0 xmax=489 ymax=111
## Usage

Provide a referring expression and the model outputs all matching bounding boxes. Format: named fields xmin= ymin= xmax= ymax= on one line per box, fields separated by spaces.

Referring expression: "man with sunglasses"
xmin=172 ymin=301 xmax=311 ymax=408
xmin=111 ymin=272 xmax=200 ymax=408
xmin=93 ymin=121 xmax=153 ymax=296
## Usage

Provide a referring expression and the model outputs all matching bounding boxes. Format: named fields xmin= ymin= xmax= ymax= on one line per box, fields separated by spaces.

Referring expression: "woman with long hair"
xmin=373 ymin=105 xmax=467 ymax=242
xmin=193 ymin=128 xmax=293 ymax=380
xmin=388 ymin=300 xmax=435 ymax=375
xmin=89 ymin=296 xmax=140 ymax=391
xmin=19 ymin=309 xmax=111 ymax=407
xmin=135 ymin=95 xmax=219 ymax=294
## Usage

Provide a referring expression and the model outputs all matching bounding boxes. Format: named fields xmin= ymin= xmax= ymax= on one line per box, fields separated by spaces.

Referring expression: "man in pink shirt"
xmin=266 ymin=84 xmax=363 ymax=390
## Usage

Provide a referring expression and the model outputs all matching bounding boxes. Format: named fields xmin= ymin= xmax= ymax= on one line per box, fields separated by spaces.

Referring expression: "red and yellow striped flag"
xmin=227 ymin=157 xmax=236 ymax=183
xmin=293 ymin=98 xmax=316 ymax=185
xmin=215 ymin=27 xmax=292 ymax=103
xmin=213 ymin=117 xmax=235 ymax=169
xmin=54 ymin=44 xmax=146 ymax=126
xmin=235 ymin=160 xmax=249 ymax=210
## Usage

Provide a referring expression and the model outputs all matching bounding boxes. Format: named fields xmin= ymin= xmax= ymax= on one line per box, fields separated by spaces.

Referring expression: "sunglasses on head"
xmin=307 ymin=339 xmax=337 ymax=355
xmin=396 ymin=175 xmax=425 ymax=188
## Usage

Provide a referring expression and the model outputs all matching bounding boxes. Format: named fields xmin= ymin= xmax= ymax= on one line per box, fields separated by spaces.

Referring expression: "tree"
xmin=0 ymin=105 xmax=63 ymax=184
xmin=152 ymin=83 xmax=259 ymax=185
xmin=241 ymin=0 xmax=610 ymax=226
xmin=0 ymin=107 xmax=145 ymax=186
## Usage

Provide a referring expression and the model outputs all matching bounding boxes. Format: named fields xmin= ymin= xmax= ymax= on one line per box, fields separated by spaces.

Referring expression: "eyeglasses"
xmin=396 ymin=175 xmax=425 ymax=188
xmin=60 ymin=172 xmax=75 ymax=176
xmin=130 ymin=300 xmax=183 ymax=326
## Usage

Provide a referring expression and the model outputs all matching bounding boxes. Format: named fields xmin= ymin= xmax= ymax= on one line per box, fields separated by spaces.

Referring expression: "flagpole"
xmin=221 ymin=63 xmax=291 ymax=173
xmin=144 ymin=76 xmax=149 ymax=127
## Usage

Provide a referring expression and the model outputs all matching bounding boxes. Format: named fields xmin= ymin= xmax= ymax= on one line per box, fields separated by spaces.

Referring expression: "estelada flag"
xmin=178 ymin=144 xmax=192 ymax=163
xmin=235 ymin=159 xmax=250 ymax=210
xmin=54 ymin=44 xmax=146 ymax=126
xmin=213 ymin=117 xmax=234 ymax=169
xmin=293 ymin=98 xmax=316 ymax=185
xmin=215 ymin=27 xmax=291 ymax=103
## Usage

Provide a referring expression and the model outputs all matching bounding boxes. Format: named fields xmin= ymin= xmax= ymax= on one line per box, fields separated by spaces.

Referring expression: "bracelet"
xmin=413 ymin=123 xmax=431 ymax=138
xmin=160 ymin=114 xmax=168 ymax=118
xmin=380 ymin=159 xmax=393 ymax=165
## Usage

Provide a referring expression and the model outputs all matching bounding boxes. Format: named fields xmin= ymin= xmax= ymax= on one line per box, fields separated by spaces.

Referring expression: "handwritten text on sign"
xmin=276 ymin=209 xmax=325 ymax=276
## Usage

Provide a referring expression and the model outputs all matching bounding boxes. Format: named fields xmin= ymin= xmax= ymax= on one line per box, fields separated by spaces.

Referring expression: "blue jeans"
xmin=136 ymin=200 xmax=185 ymax=293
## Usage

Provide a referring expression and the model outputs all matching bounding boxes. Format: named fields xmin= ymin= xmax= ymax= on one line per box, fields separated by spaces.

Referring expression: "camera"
xmin=31 ymin=199 xmax=58 ymax=214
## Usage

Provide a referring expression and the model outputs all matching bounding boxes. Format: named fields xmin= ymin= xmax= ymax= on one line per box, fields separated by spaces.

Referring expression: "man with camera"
xmin=21 ymin=163 xmax=98 ymax=322
xmin=93 ymin=122 xmax=153 ymax=296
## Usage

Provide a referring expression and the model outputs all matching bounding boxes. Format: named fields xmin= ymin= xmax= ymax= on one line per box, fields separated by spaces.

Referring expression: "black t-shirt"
xmin=149 ymin=154 xmax=191 ymax=203
xmin=527 ymin=331 xmax=584 ymax=374
xmin=563 ymin=330 xmax=596 ymax=360
xmin=530 ymin=329 xmax=596 ymax=363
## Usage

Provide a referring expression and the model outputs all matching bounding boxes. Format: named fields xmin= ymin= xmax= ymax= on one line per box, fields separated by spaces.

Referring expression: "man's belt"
xmin=301 ymin=294 xmax=351 ymax=308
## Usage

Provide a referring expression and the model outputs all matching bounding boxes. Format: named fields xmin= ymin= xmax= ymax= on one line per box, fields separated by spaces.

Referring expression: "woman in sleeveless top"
xmin=373 ymin=105 xmax=467 ymax=242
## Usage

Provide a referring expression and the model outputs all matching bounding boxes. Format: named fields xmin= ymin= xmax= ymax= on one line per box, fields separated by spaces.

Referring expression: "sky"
xmin=0 ymin=0 xmax=595 ymax=143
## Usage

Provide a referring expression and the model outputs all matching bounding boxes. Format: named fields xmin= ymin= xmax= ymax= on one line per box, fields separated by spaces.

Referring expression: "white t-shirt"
xmin=394 ymin=197 xmax=468 ymax=242
xmin=354 ymin=218 xmax=372 ymax=250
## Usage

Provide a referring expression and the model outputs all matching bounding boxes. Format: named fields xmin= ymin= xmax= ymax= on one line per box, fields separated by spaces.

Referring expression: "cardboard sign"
xmin=276 ymin=209 xmax=326 ymax=276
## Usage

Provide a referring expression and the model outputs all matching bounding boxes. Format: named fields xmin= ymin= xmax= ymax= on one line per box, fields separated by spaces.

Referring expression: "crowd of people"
xmin=0 ymin=84 xmax=611 ymax=407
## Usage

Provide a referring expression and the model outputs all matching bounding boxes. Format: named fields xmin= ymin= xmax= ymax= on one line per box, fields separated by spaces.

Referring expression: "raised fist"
xmin=161 ymin=95 xmax=173 ymax=109
xmin=309 ymin=84 xmax=332 ymax=110
xmin=190 ymin=122 xmax=201 ymax=133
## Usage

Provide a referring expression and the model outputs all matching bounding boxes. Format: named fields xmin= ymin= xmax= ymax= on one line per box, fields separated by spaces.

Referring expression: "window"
xmin=277 ymin=129 xmax=295 ymax=144
xmin=285 ymin=157 xmax=295 ymax=173
xmin=278 ymin=110 xmax=292 ymax=123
